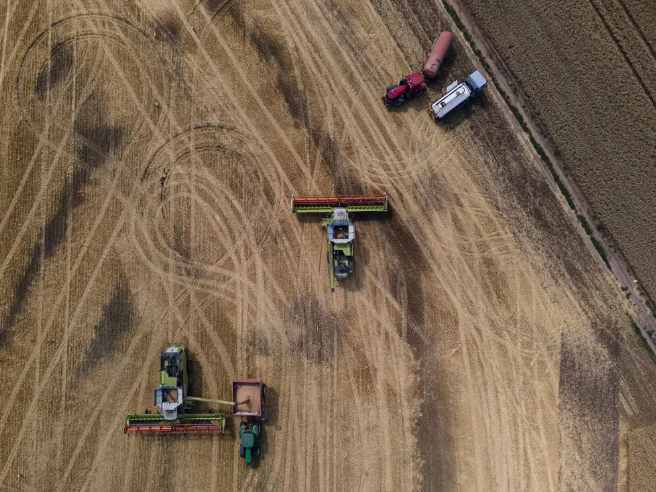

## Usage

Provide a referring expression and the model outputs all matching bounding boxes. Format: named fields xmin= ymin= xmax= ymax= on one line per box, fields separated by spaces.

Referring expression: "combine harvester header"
xmin=124 ymin=414 xmax=227 ymax=435
xmin=290 ymin=193 xmax=388 ymax=213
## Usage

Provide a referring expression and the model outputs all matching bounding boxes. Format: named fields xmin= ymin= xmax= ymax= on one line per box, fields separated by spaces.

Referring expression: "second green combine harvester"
xmin=290 ymin=193 xmax=388 ymax=291
xmin=124 ymin=345 xmax=266 ymax=437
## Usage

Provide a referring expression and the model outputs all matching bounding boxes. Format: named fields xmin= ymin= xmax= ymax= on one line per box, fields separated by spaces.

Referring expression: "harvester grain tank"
xmin=290 ymin=194 xmax=388 ymax=291
xmin=430 ymin=70 xmax=487 ymax=121
xmin=382 ymin=72 xmax=426 ymax=107
xmin=124 ymin=345 xmax=263 ymax=435
xmin=423 ymin=32 xmax=452 ymax=79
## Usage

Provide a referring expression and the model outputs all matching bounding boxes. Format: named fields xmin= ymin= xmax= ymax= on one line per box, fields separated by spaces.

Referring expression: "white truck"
xmin=430 ymin=70 xmax=487 ymax=121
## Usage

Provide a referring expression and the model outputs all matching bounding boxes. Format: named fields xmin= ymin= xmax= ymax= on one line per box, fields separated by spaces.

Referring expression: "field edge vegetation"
xmin=441 ymin=0 xmax=611 ymax=270
xmin=440 ymin=0 xmax=656 ymax=367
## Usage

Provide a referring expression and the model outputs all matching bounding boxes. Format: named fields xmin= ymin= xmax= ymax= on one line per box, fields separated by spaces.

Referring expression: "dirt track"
xmin=1 ymin=0 xmax=656 ymax=491
xmin=457 ymin=0 xmax=656 ymax=306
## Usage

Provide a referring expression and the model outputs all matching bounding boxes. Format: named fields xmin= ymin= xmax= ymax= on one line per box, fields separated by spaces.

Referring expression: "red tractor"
xmin=382 ymin=71 xmax=427 ymax=107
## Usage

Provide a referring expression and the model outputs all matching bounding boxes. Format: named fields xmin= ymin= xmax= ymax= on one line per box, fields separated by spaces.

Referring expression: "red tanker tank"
xmin=422 ymin=31 xmax=453 ymax=79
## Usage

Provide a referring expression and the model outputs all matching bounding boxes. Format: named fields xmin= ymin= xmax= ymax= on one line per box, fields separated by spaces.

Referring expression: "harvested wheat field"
xmin=1 ymin=0 xmax=656 ymax=491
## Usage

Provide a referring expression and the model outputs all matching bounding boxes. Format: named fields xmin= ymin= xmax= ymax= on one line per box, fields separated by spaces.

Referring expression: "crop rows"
xmin=460 ymin=0 xmax=656 ymax=303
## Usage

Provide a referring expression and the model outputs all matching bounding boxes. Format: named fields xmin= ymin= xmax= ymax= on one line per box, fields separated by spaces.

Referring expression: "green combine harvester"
xmin=290 ymin=193 xmax=388 ymax=291
xmin=124 ymin=345 xmax=248 ymax=435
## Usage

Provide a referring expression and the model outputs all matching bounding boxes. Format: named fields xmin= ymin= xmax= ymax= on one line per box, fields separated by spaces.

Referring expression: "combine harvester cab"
xmin=430 ymin=70 xmax=487 ymax=121
xmin=290 ymin=194 xmax=388 ymax=291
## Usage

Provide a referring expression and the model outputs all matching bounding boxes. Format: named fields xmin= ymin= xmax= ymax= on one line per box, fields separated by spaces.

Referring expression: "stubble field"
xmin=1 ymin=0 xmax=656 ymax=491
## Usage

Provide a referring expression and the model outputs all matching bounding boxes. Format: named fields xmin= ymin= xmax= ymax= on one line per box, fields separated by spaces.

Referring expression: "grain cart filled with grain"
xmin=423 ymin=31 xmax=452 ymax=79
xmin=430 ymin=70 xmax=488 ymax=121
xmin=291 ymin=193 xmax=388 ymax=291
xmin=124 ymin=345 xmax=251 ymax=435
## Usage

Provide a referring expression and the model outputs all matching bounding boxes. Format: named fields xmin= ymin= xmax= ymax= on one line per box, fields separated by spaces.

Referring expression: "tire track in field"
xmin=170 ymin=2 xmax=316 ymax=187
xmin=0 ymin=0 xmax=41 ymax=92
xmin=16 ymin=13 xmax=167 ymax=150
xmin=0 ymin=10 xmax=171 ymax=464
xmin=0 ymin=0 xmax=211 ymax=450
xmin=135 ymin=126 xmax=278 ymax=275
xmin=143 ymin=2 xmax=321 ymax=213
xmin=128 ymin=130 xmax=295 ymax=313
xmin=1 ymin=11 xmax=168 ymax=344
xmin=0 ymin=26 xmax=108 ymax=236
xmin=390 ymin=138 xmax=568 ymax=490
xmin=268 ymin=0 xmax=407 ymax=166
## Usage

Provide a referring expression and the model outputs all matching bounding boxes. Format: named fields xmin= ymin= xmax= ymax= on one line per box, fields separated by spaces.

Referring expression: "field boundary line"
xmin=439 ymin=0 xmax=656 ymax=360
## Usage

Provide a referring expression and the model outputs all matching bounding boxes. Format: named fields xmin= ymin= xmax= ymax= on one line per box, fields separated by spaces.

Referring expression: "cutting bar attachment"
xmin=291 ymin=193 xmax=388 ymax=213
xmin=124 ymin=413 xmax=227 ymax=434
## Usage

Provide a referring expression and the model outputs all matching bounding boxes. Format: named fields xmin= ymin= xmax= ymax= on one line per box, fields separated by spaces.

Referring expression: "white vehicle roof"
xmin=431 ymin=81 xmax=472 ymax=119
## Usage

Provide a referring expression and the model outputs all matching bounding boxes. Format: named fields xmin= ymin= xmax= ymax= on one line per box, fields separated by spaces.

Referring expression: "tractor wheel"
xmin=240 ymin=422 xmax=247 ymax=435
xmin=386 ymin=85 xmax=397 ymax=93
xmin=240 ymin=446 xmax=245 ymax=459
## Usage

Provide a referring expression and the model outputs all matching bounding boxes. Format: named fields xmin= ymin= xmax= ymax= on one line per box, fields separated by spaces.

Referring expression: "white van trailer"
xmin=431 ymin=70 xmax=487 ymax=121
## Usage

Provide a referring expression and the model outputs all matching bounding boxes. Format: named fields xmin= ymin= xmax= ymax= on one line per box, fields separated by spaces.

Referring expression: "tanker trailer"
xmin=422 ymin=32 xmax=452 ymax=79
